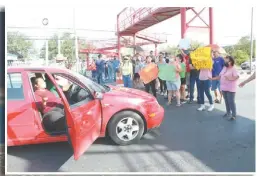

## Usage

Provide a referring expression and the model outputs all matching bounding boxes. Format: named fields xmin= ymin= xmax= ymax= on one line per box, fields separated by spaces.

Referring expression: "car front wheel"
xmin=108 ymin=111 xmax=145 ymax=145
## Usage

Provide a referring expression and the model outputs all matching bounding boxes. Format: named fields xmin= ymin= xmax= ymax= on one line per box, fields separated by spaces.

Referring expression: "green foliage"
xmin=235 ymin=36 xmax=256 ymax=58
xmin=223 ymin=46 xmax=235 ymax=55
xmin=7 ymin=32 xmax=34 ymax=58
xmin=232 ymin=50 xmax=249 ymax=65
xmin=224 ymin=36 xmax=256 ymax=65
xmin=190 ymin=40 xmax=204 ymax=50
xmin=40 ymin=33 xmax=95 ymax=62
xmin=160 ymin=40 xmax=204 ymax=56
xmin=40 ymin=34 xmax=58 ymax=60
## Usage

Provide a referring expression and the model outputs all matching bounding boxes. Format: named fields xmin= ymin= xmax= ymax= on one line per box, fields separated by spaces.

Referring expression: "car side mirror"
xmin=94 ymin=91 xmax=104 ymax=100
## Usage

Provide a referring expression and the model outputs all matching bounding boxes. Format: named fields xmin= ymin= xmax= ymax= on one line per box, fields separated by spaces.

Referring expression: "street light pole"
xmin=58 ymin=32 xmax=61 ymax=55
xmin=42 ymin=18 xmax=49 ymax=66
xmin=250 ymin=7 xmax=254 ymax=74
xmin=73 ymin=8 xmax=79 ymax=72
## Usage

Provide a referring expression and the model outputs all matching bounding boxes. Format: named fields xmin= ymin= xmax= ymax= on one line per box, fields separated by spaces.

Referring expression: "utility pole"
xmin=73 ymin=8 xmax=79 ymax=72
xmin=58 ymin=32 xmax=61 ymax=55
xmin=250 ymin=7 xmax=254 ymax=74
xmin=42 ymin=18 xmax=49 ymax=66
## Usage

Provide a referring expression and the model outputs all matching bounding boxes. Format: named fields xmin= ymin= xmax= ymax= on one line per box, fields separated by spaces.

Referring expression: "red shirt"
xmin=184 ymin=55 xmax=190 ymax=73
xmin=35 ymin=89 xmax=63 ymax=114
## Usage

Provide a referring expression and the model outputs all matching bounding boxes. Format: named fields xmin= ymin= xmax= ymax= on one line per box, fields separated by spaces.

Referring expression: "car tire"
xmin=108 ymin=111 xmax=145 ymax=145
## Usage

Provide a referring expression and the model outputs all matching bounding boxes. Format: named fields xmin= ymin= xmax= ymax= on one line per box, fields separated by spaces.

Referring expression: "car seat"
xmin=44 ymin=74 xmax=59 ymax=97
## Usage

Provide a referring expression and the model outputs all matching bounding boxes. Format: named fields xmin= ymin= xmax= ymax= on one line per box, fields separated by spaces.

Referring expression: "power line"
xmin=7 ymin=26 xmax=116 ymax=33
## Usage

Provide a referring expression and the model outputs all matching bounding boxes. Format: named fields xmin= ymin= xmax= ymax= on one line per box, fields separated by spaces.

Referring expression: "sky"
xmin=6 ymin=6 xmax=256 ymax=52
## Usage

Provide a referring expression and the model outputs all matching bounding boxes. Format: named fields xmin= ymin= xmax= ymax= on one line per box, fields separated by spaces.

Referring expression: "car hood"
xmin=106 ymin=85 xmax=155 ymax=101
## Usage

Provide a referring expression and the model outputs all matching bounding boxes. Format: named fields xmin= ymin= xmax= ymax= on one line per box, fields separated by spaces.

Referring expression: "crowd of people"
xmin=87 ymin=49 xmax=255 ymax=121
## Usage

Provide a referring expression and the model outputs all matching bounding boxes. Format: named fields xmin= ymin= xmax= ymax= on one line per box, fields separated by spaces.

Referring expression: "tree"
xmin=235 ymin=36 xmax=256 ymax=59
xmin=223 ymin=36 xmax=256 ymax=65
xmin=160 ymin=40 xmax=204 ymax=55
xmin=40 ymin=33 xmax=97 ymax=63
xmin=224 ymin=45 xmax=235 ymax=56
xmin=232 ymin=50 xmax=249 ymax=65
xmin=7 ymin=32 xmax=34 ymax=59
xmin=40 ymin=34 xmax=58 ymax=60
xmin=190 ymin=40 xmax=204 ymax=50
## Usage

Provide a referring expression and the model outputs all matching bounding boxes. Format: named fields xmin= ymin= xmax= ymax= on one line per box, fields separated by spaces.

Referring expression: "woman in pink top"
xmin=197 ymin=68 xmax=214 ymax=111
xmin=210 ymin=56 xmax=239 ymax=120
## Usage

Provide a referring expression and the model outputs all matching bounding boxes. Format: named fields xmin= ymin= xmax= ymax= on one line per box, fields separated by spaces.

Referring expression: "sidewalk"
xmin=238 ymin=70 xmax=254 ymax=80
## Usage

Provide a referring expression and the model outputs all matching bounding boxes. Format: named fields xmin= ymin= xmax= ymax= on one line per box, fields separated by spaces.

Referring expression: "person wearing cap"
xmin=121 ymin=56 xmax=133 ymax=88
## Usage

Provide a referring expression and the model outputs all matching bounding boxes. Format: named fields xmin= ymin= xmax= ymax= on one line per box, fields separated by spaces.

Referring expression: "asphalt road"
xmin=7 ymin=81 xmax=255 ymax=173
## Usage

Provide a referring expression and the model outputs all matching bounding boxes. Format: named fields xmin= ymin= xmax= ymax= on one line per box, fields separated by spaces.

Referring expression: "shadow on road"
xmin=7 ymin=142 xmax=73 ymax=172
xmin=7 ymin=95 xmax=255 ymax=172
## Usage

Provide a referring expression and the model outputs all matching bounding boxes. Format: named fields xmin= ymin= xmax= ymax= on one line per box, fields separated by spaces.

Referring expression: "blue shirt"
xmin=95 ymin=59 xmax=105 ymax=73
xmin=212 ymin=57 xmax=225 ymax=77
xmin=112 ymin=59 xmax=120 ymax=69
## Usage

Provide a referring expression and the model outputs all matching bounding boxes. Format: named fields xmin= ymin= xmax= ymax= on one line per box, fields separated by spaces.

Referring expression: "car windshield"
xmin=67 ymin=70 xmax=111 ymax=93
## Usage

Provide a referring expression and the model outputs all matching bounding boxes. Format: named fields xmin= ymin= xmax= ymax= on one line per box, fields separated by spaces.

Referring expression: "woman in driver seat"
xmin=34 ymin=77 xmax=66 ymax=133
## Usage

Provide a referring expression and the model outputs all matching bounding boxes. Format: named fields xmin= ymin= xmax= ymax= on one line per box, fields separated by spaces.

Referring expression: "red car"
xmin=7 ymin=66 xmax=164 ymax=160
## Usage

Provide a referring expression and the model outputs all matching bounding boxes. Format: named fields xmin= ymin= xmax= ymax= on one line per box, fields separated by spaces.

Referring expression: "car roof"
xmin=7 ymin=66 xmax=69 ymax=73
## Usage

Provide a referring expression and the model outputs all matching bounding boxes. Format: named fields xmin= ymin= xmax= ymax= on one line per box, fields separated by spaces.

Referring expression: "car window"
xmin=67 ymin=70 xmax=110 ymax=93
xmin=52 ymin=74 xmax=94 ymax=109
xmin=7 ymin=73 xmax=24 ymax=100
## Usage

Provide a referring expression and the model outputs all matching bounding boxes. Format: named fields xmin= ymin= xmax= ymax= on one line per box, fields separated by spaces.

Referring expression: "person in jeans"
xmin=188 ymin=57 xmax=200 ymax=104
xmin=133 ymin=58 xmax=143 ymax=88
xmin=166 ymin=57 xmax=182 ymax=106
xmin=157 ymin=53 xmax=167 ymax=95
xmin=121 ymin=56 xmax=133 ymax=88
xmin=198 ymin=68 xmax=214 ymax=111
xmin=144 ymin=56 xmax=157 ymax=97
xmin=212 ymin=50 xmax=225 ymax=103
xmin=95 ymin=54 xmax=105 ymax=85
xmin=107 ymin=59 xmax=114 ymax=81
xmin=112 ymin=56 xmax=120 ymax=82
xmin=210 ymin=56 xmax=239 ymax=120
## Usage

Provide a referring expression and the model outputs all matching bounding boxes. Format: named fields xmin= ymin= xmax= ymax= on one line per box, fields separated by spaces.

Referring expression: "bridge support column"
xmin=117 ymin=14 xmax=121 ymax=59
xmin=209 ymin=7 xmax=214 ymax=44
xmin=180 ymin=8 xmax=187 ymax=38
xmin=133 ymin=34 xmax=136 ymax=55
xmin=180 ymin=7 xmax=214 ymax=45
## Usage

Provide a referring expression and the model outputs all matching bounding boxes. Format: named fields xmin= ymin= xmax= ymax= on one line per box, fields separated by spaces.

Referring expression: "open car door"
xmin=46 ymin=72 xmax=101 ymax=160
